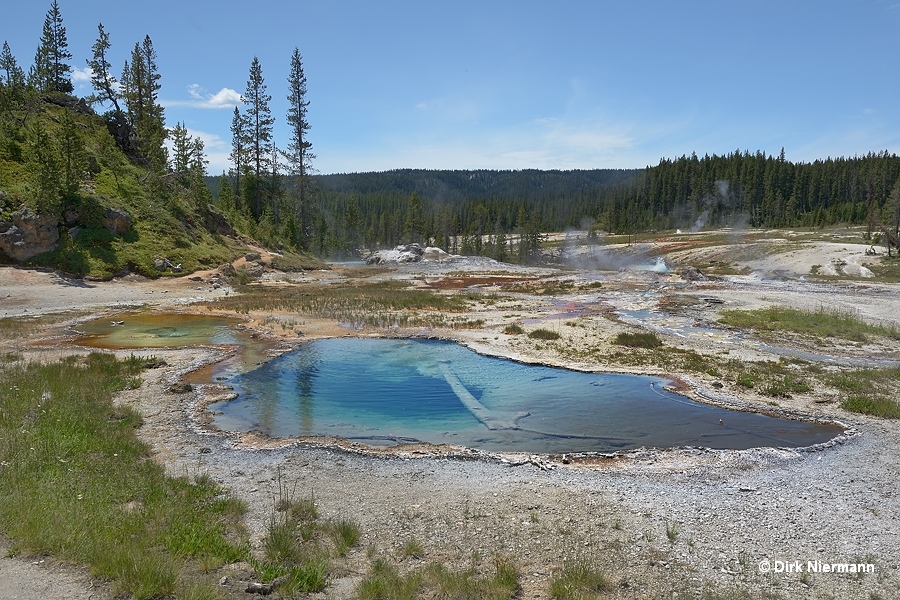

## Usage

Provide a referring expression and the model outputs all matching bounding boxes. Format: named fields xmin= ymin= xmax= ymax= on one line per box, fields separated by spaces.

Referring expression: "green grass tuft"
xmin=357 ymin=554 xmax=518 ymax=600
xmin=666 ymin=520 xmax=680 ymax=543
xmin=840 ymin=396 xmax=900 ymax=418
xmin=829 ymin=366 xmax=900 ymax=418
xmin=502 ymin=323 xmax=525 ymax=335
xmin=202 ymin=280 xmax=472 ymax=330
xmin=328 ymin=517 xmax=361 ymax=556
xmin=528 ymin=328 xmax=561 ymax=340
xmin=613 ymin=331 xmax=663 ymax=348
xmin=270 ymin=251 xmax=323 ymax=271
xmin=426 ymin=557 xmax=520 ymax=600
xmin=549 ymin=559 xmax=612 ymax=599
xmin=399 ymin=538 xmax=425 ymax=559
xmin=357 ymin=558 xmax=422 ymax=600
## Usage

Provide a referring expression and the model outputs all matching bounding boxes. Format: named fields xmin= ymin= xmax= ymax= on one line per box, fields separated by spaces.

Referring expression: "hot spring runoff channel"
xmin=209 ymin=338 xmax=842 ymax=453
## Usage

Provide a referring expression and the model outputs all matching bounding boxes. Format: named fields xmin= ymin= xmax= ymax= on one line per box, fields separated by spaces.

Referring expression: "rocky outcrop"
xmin=43 ymin=94 xmax=95 ymax=115
xmin=203 ymin=204 xmax=236 ymax=237
xmin=244 ymin=262 xmax=265 ymax=278
xmin=103 ymin=208 xmax=132 ymax=235
xmin=153 ymin=257 xmax=182 ymax=272
xmin=167 ymin=382 xmax=193 ymax=394
xmin=0 ymin=207 xmax=60 ymax=261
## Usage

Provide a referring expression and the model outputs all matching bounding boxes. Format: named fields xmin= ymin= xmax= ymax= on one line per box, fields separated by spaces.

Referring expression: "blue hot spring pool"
xmin=209 ymin=338 xmax=843 ymax=453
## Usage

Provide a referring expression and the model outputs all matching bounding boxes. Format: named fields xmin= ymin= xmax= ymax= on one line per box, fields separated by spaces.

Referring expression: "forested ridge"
xmin=284 ymin=150 xmax=900 ymax=259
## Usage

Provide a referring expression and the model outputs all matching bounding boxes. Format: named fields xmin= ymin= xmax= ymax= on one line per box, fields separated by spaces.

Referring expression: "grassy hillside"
xmin=0 ymin=94 xmax=315 ymax=278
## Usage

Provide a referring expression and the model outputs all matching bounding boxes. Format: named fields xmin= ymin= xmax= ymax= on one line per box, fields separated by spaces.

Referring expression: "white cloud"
xmin=206 ymin=88 xmax=243 ymax=108
xmin=162 ymin=85 xmax=242 ymax=109
xmin=184 ymin=127 xmax=228 ymax=149
xmin=187 ymin=83 xmax=205 ymax=100
xmin=71 ymin=66 xmax=93 ymax=83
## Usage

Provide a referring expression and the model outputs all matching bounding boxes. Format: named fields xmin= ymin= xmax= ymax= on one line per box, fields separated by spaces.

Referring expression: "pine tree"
xmin=268 ymin=138 xmax=282 ymax=221
xmin=493 ymin=217 xmax=508 ymax=262
xmin=0 ymin=41 xmax=28 ymax=122
xmin=190 ymin=137 xmax=207 ymax=176
xmin=188 ymin=136 xmax=211 ymax=203
xmin=121 ymin=36 xmax=167 ymax=171
xmin=169 ymin=123 xmax=209 ymax=203
xmin=87 ymin=23 xmax=137 ymax=156
xmin=32 ymin=1 xmax=72 ymax=93
xmin=229 ymin=106 xmax=250 ymax=211
xmin=516 ymin=205 xmax=543 ymax=263
xmin=343 ymin=196 xmax=361 ymax=255
xmin=0 ymin=42 xmax=25 ymax=90
xmin=243 ymin=56 xmax=274 ymax=219
xmin=26 ymin=121 xmax=62 ymax=211
xmin=169 ymin=121 xmax=191 ymax=176
xmin=886 ymin=178 xmax=900 ymax=238
xmin=285 ymin=47 xmax=313 ymax=248
xmin=58 ymin=110 xmax=86 ymax=197
xmin=405 ymin=192 xmax=424 ymax=243
xmin=216 ymin=173 xmax=234 ymax=212
xmin=87 ymin=24 xmax=122 ymax=111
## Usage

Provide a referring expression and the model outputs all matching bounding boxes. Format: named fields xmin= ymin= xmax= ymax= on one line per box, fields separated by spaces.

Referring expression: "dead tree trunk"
xmin=880 ymin=226 xmax=900 ymax=257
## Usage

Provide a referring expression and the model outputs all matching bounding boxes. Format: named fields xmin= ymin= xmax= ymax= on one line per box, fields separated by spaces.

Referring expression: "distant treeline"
xmin=624 ymin=149 xmax=900 ymax=234
xmin=208 ymin=150 xmax=900 ymax=258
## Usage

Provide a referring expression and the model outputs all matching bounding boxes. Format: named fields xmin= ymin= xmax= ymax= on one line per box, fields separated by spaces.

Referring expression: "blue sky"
xmin=3 ymin=1 xmax=900 ymax=174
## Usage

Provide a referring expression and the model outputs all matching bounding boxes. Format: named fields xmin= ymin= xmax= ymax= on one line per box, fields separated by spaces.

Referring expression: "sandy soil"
xmin=2 ymin=231 xmax=900 ymax=599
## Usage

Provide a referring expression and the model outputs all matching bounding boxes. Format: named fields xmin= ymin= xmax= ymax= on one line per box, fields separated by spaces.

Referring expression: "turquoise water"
xmin=210 ymin=338 xmax=843 ymax=453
